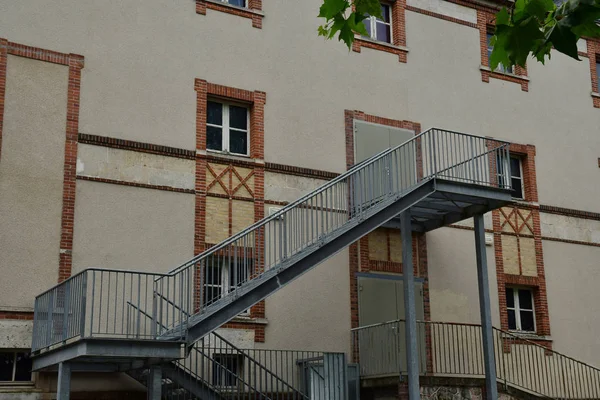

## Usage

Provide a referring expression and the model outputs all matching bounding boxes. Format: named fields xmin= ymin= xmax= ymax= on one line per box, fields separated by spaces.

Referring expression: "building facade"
xmin=0 ymin=0 xmax=599 ymax=398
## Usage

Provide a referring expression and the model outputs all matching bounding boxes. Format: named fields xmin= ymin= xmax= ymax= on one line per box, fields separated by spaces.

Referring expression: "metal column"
xmin=401 ymin=211 xmax=419 ymax=399
xmin=57 ymin=362 xmax=71 ymax=400
xmin=147 ymin=365 xmax=162 ymax=400
xmin=474 ymin=214 xmax=498 ymax=400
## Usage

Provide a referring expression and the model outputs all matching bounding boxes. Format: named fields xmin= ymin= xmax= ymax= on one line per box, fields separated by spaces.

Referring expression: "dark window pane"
xmin=229 ymin=130 xmax=248 ymax=155
xmin=0 ymin=353 xmax=14 ymax=381
xmin=204 ymin=263 xmax=222 ymax=285
xmin=203 ymin=286 xmax=221 ymax=305
xmin=379 ymin=5 xmax=390 ymax=23
xmin=375 ymin=22 xmax=391 ymax=43
xmin=520 ymin=310 xmax=535 ymax=331
xmin=505 ymin=288 xmax=515 ymax=308
xmin=363 ymin=17 xmax=372 ymax=38
xmin=518 ymin=289 xmax=533 ymax=310
xmin=228 ymin=0 xmax=246 ymax=6
xmin=507 ymin=309 xmax=517 ymax=330
xmin=229 ymin=105 xmax=248 ymax=130
xmin=230 ymin=260 xmax=250 ymax=288
xmin=510 ymin=157 xmax=521 ymax=178
xmin=207 ymin=126 xmax=223 ymax=151
xmin=511 ymin=178 xmax=523 ymax=199
xmin=213 ymin=355 xmax=239 ymax=387
xmin=14 ymin=353 xmax=31 ymax=382
xmin=207 ymin=102 xmax=223 ymax=125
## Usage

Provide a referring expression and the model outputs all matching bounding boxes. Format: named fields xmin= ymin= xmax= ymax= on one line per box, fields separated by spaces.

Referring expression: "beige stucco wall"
xmin=77 ymin=144 xmax=195 ymax=190
xmin=257 ymin=250 xmax=352 ymax=354
xmin=71 ymin=180 xmax=194 ymax=273
xmin=427 ymin=227 xmax=500 ymax=326
xmin=541 ymin=212 xmax=600 ymax=245
xmin=543 ymin=240 xmax=600 ymax=365
xmin=0 ymin=55 xmax=67 ymax=309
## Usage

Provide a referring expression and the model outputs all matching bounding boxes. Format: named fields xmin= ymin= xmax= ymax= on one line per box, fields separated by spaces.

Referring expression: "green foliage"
xmin=318 ymin=0 xmax=600 ymax=68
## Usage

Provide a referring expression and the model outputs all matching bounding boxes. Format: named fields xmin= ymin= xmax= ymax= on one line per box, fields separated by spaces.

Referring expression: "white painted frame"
xmin=506 ymin=287 xmax=536 ymax=333
xmin=204 ymin=260 xmax=251 ymax=316
xmin=366 ymin=3 xmax=393 ymax=44
xmin=206 ymin=100 xmax=250 ymax=157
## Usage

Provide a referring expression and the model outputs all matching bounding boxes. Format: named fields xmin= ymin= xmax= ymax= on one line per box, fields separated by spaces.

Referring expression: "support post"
xmin=147 ymin=365 xmax=162 ymax=400
xmin=401 ymin=211 xmax=419 ymax=400
xmin=474 ymin=214 xmax=498 ymax=400
xmin=57 ymin=362 xmax=71 ymax=400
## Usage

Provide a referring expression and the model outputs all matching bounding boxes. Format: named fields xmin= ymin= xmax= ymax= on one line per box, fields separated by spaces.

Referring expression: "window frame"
xmin=220 ymin=0 xmax=247 ymax=8
xmin=497 ymin=154 xmax=525 ymax=200
xmin=0 ymin=350 xmax=33 ymax=384
xmin=203 ymin=256 xmax=253 ymax=315
xmin=506 ymin=287 xmax=536 ymax=333
xmin=486 ymin=31 xmax=514 ymax=75
xmin=206 ymin=99 xmax=251 ymax=157
xmin=212 ymin=354 xmax=243 ymax=388
xmin=364 ymin=3 xmax=393 ymax=44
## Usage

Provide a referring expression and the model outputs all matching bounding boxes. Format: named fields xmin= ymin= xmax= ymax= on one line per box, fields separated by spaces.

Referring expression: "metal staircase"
xmin=30 ymin=128 xmax=514 ymax=398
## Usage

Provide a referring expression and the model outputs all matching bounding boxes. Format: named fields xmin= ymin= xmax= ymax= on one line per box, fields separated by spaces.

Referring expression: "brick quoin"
xmin=492 ymin=143 xmax=551 ymax=342
xmin=195 ymin=79 xmax=266 ymax=341
xmin=587 ymin=39 xmax=600 ymax=108
xmin=0 ymin=39 xmax=84 ymax=283
xmin=344 ymin=110 xmax=430 ymax=365
xmin=0 ymin=311 xmax=34 ymax=320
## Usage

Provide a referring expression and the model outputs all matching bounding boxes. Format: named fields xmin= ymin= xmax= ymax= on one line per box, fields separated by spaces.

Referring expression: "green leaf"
xmin=318 ymin=0 xmax=350 ymax=18
xmin=548 ymin=21 xmax=580 ymax=59
xmin=495 ymin=7 xmax=511 ymax=26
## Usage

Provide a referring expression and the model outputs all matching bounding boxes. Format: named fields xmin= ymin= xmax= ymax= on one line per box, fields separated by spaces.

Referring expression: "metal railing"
xmin=351 ymin=320 xmax=600 ymax=399
xmin=153 ymin=129 xmax=510 ymax=337
xmin=33 ymin=128 xmax=511 ymax=351
xmin=32 ymin=269 xmax=167 ymax=351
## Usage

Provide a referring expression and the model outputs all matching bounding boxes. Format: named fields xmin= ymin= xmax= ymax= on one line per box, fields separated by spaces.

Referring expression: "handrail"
xmin=127 ymin=301 xmax=307 ymax=399
xmin=33 ymin=127 xmax=512 ymax=352
xmin=352 ymin=319 xmax=600 ymax=399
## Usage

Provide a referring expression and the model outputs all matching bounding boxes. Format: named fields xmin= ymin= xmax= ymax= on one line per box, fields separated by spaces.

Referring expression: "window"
xmin=203 ymin=256 xmax=253 ymax=310
xmin=0 ymin=351 xmax=32 ymax=382
xmin=506 ymin=287 xmax=535 ymax=332
xmin=487 ymin=32 xmax=514 ymax=74
xmin=220 ymin=0 xmax=246 ymax=7
xmin=212 ymin=354 xmax=243 ymax=387
xmin=497 ymin=154 xmax=524 ymax=199
xmin=207 ymin=101 xmax=250 ymax=156
xmin=363 ymin=4 xmax=392 ymax=44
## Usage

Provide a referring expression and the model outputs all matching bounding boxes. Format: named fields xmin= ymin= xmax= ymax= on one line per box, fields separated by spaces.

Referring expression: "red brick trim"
xmin=59 ymin=54 xmax=84 ymax=282
xmin=351 ymin=0 xmax=408 ymax=63
xmin=2 ymin=41 xmax=72 ymax=66
xmin=78 ymin=133 xmax=196 ymax=159
xmin=195 ymin=79 xmax=265 ymax=159
xmin=0 ymin=39 xmax=6 ymax=163
xmin=405 ymin=6 xmax=477 ymax=29
xmin=541 ymin=236 xmax=600 ymax=248
xmin=196 ymin=0 xmax=263 ymax=29
xmin=0 ymin=40 xmax=84 ymax=283
xmin=76 ymin=175 xmax=195 ymax=194
xmin=0 ymin=311 xmax=34 ymax=320
xmin=194 ymin=79 xmax=266 ymax=341
xmin=477 ymin=11 xmax=529 ymax=92
xmin=369 ymin=259 xmax=403 ymax=273
xmin=265 ymin=162 xmax=339 ymax=180
xmin=539 ymin=204 xmax=600 ymax=221
xmin=586 ymin=39 xmax=600 ymax=108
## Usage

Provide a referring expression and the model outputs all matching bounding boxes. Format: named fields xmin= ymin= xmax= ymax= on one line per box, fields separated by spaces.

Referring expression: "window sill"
xmin=200 ymin=149 xmax=264 ymax=165
xmin=591 ymin=91 xmax=600 ymax=98
xmin=196 ymin=0 xmax=264 ymax=28
xmin=230 ymin=315 xmax=268 ymax=325
xmin=592 ymin=92 xmax=600 ymax=108
xmin=0 ymin=382 xmax=37 ymax=391
xmin=479 ymin=65 xmax=529 ymax=92
xmin=352 ymin=37 xmax=408 ymax=63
